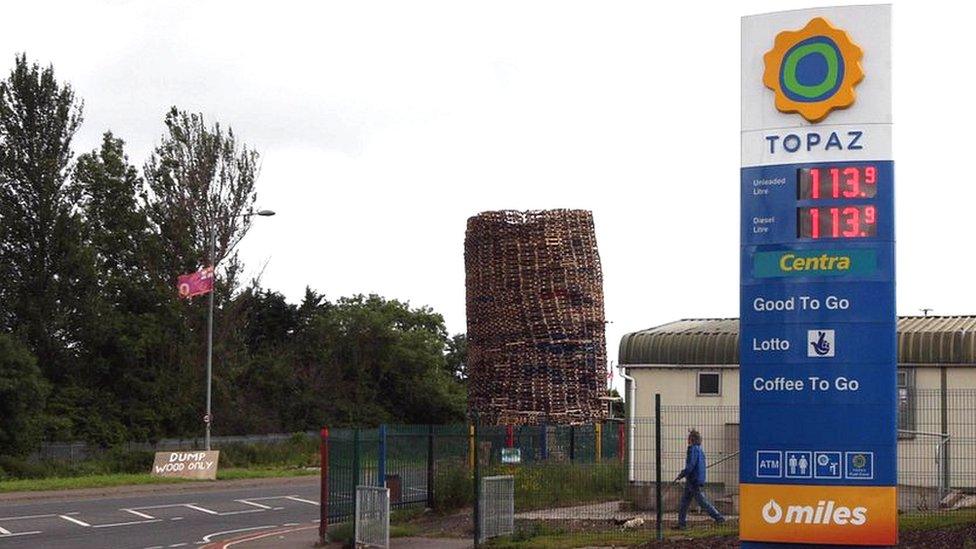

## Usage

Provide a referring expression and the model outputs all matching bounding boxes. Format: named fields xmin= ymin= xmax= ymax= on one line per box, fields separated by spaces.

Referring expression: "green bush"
xmin=0 ymin=434 xmax=319 ymax=481
xmin=100 ymin=447 xmax=155 ymax=474
xmin=216 ymin=434 xmax=318 ymax=468
xmin=432 ymin=462 xmax=471 ymax=512
xmin=489 ymin=462 xmax=625 ymax=511
xmin=0 ymin=455 xmax=50 ymax=479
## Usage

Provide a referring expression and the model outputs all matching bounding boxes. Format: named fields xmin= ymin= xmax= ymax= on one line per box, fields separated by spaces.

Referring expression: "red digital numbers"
xmin=799 ymin=165 xmax=878 ymax=200
xmin=798 ymin=206 xmax=877 ymax=239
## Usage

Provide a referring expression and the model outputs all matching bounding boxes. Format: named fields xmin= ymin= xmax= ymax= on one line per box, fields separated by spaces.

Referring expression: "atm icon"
xmin=756 ymin=450 xmax=783 ymax=478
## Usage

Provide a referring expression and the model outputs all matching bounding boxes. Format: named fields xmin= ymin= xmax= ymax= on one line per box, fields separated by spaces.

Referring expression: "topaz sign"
xmin=740 ymin=5 xmax=896 ymax=547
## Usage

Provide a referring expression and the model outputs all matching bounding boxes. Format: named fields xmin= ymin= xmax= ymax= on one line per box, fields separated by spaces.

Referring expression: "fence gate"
xmin=355 ymin=486 xmax=390 ymax=548
xmin=479 ymin=475 xmax=514 ymax=543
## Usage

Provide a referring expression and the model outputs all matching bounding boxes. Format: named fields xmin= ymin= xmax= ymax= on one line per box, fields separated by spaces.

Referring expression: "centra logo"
xmin=763 ymin=17 xmax=864 ymax=122
xmin=762 ymin=498 xmax=867 ymax=526
xmin=779 ymin=253 xmax=850 ymax=272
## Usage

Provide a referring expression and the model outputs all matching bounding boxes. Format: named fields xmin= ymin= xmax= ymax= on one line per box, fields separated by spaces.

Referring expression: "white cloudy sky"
xmin=3 ymin=1 xmax=974 ymax=370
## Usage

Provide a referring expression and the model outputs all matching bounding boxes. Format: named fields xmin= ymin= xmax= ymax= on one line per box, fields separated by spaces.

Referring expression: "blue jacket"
xmin=679 ymin=444 xmax=707 ymax=486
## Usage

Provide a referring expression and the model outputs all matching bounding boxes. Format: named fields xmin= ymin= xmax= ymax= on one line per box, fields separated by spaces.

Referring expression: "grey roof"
xmin=619 ymin=316 xmax=976 ymax=366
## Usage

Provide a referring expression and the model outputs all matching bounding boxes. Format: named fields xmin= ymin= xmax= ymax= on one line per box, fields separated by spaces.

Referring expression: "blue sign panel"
xmin=739 ymin=159 xmax=897 ymax=540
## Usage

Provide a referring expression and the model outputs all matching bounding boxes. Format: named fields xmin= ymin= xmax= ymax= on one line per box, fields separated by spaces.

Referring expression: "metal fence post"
xmin=468 ymin=424 xmax=475 ymax=472
xmin=319 ymin=427 xmax=330 ymax=543
xmin=655 ymin=394 xmax=663 ymax=541
xmin=595 ymin=422 xmax=602 ymax=463
xmin=569 ymin=425 xmax=576 ymax=461
xmin=427 ymin=424 xmax=435 ymax=509
xmin=353 ymin=428 xmax=361 ymax=489
xmin=540 ymin=423 xmax=548 ymax=461
xmin=378 ymin=424 xmax=387 ymax=487
xmin=473 ymin=413 xmax=481 ymax=547
xmin=618 ymin=422 xmax=626 ymax=463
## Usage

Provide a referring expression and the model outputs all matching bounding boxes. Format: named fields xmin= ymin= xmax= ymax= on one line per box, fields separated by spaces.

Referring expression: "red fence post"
xmin=618 ymin=423 xmax=625 ymax=463
xmin=319 ymin=427 xmax=329 ymax=543
xmin=505 ymin=425 xmax=514 ymax=448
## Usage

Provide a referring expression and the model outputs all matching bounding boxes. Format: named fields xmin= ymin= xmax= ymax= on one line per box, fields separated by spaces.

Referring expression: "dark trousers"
xmin=677 ymin=482 xmax=724 ymax=526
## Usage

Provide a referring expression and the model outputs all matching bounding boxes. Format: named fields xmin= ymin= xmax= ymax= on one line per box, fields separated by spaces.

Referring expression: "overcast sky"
xmin=3 ymin=1 xmax=974 ymax=372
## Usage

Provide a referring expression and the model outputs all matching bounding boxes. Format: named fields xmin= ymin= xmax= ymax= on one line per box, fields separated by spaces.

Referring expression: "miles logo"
xmin=762 ymin=498 xmax=867 ymax=526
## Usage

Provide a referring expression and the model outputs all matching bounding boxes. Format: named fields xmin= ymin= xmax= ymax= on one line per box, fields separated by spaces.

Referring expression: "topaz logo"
xmin=807 ymin=329 xmax=835 ymax=357
xmin=763 ymin=17 xmax=865 ymax=122
xmin=761 ymin=499 xmax=867 ymax=526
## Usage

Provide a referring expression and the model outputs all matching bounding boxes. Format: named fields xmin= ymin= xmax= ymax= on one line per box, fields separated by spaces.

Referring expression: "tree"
xmin=0 ymin=333 xmax=48 ymax=455
xmin=143 ymin=107 xmax=259 ymax=280
xmin=142 ymin=107 xmax=262 ymax=441
xmin=0 ymin=54 xmax=84 ymax=381
xmin=69 ymin=133 xmax=183 ymax=444
xmin=445 ymin=333 xmax=468 ymax=380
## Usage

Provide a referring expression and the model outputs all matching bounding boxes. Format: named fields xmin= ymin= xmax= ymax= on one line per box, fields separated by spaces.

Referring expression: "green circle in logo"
xmin=779 ymin=35 xmax=846 ymax=103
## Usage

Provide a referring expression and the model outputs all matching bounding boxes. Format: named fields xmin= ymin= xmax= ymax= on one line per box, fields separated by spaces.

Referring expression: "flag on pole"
xmin=177 ymin=267 xmax=214 ymax=298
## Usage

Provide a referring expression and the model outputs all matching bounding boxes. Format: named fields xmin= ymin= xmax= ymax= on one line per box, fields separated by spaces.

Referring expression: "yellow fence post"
xmin=595 ymin=422 xmax=602 ymax=463
xmin=468 ymin=424 xmax=475 ymax=471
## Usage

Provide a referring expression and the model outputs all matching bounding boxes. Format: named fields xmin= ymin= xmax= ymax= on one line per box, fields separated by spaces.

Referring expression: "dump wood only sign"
xmin=151 ymin=451 xmax=219 ymax=480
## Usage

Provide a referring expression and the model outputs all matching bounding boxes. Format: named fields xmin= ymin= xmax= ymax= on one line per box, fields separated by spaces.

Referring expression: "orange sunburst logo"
xmin=763 ymin=17 xmax=864 ymax=123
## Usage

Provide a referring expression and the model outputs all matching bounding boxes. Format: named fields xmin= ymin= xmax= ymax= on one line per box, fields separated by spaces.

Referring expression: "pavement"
xmin=0 ymin=476 xmax=323 ymax=549
xmin=205 ymin=526 xmax=471 ymax=548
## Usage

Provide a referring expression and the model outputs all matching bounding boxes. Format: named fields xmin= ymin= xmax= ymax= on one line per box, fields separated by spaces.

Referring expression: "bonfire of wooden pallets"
xmin=464 ymin=210 xmax=607 ymax=426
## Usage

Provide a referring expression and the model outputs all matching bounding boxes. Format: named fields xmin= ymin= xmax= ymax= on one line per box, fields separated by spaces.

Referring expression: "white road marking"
xmin=235 ymin=499 xmax=272 ymax=510
xmin=283 ymin=522 xmax=299 ymax=526
xmin=223 ymin=525 xmax=318 ymax=548
xmin=210 ymin=509 xmax=265 ymax=516
xmin=284 ymin=496 xmax=319 ymax=506
xmin=59 ymin=514 xmax=91 ymax=527
xmin=171 ymin=517 xmax=184 ymax=521
xmin=200 ymin=525 xmax=275 ymax=543
xmin=0 ymin=531 xmax=43 ymax=538
xmin=183 ymin=504 xmax=219 ymax=515
xmin=169 ymin=544 xmax=188 ymax=548
xmin=123 ymin=508 xmax=156 ymax=519
xmin=93 ymin=519 xmax=162 ymax=528
xmin=144 ymin=546 xmax=164 ymax=549
xmin=0 ymin=526 xmax=10 ymax=535
xmin=0 ymin=513 xmax=57 ymax=522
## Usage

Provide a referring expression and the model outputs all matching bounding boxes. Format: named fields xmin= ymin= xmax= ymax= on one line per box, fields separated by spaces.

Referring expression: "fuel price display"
xmin=797 ymin=165 xmax=878 ymax=199
xmin=797 ymin=205 xmax=877 ymax=239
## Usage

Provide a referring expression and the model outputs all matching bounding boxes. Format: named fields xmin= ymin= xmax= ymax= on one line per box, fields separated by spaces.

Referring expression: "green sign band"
xmin=753 ymin=249 xmax=877 ymax=277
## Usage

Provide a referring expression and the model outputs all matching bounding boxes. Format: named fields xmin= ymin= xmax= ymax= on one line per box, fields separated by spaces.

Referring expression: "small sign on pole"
xmin=500 ymin=448 xmax=521 ymax=464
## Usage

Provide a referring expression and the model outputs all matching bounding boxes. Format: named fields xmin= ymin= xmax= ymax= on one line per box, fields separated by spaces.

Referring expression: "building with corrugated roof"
xmin=619 ymin=316 xmax=976 ymax=510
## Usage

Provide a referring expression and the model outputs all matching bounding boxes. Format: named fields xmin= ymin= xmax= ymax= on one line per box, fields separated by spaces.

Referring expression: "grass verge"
xmin=485 ymin=510 xmax=976 ymax=548
xmin=326 ymin=508 xmax=426 ymax=545
xmin=0 ymin=466 xmax=317 ymax=493
xmin=899 ymin=509 xmax=976 ymax=532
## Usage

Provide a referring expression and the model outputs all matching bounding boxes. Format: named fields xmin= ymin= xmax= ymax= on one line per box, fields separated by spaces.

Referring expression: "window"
xmin=697 ymin=371 xmax=721 ymax=396
xmin=897 ymin=368 xmax=916 ymax=436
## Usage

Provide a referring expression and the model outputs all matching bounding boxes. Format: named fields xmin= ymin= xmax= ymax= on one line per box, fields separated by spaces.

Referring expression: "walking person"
xmin=674 ymin=429 xmax=726 ymax=529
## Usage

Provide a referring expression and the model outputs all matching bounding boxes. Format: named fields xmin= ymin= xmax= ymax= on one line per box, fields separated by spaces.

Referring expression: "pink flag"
xmin=177 ymin=267 xmax=214 ymax=299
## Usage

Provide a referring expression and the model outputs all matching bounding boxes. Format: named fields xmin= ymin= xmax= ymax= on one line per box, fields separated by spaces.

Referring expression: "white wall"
xmin=627 ymin=366 xmax=976 ymax=492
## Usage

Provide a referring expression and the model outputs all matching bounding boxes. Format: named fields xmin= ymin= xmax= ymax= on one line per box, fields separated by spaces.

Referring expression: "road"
xmin=0 ymin=477 xmax=322 ymax=549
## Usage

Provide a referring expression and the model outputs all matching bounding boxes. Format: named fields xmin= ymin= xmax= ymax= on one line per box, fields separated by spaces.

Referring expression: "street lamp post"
xmin=205 ymin=209 xmax=275 ymax=451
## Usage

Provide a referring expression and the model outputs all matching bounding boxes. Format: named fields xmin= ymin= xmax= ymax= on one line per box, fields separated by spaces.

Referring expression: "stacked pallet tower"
xmin=464 ymin=209 xmax=607 ymax=426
